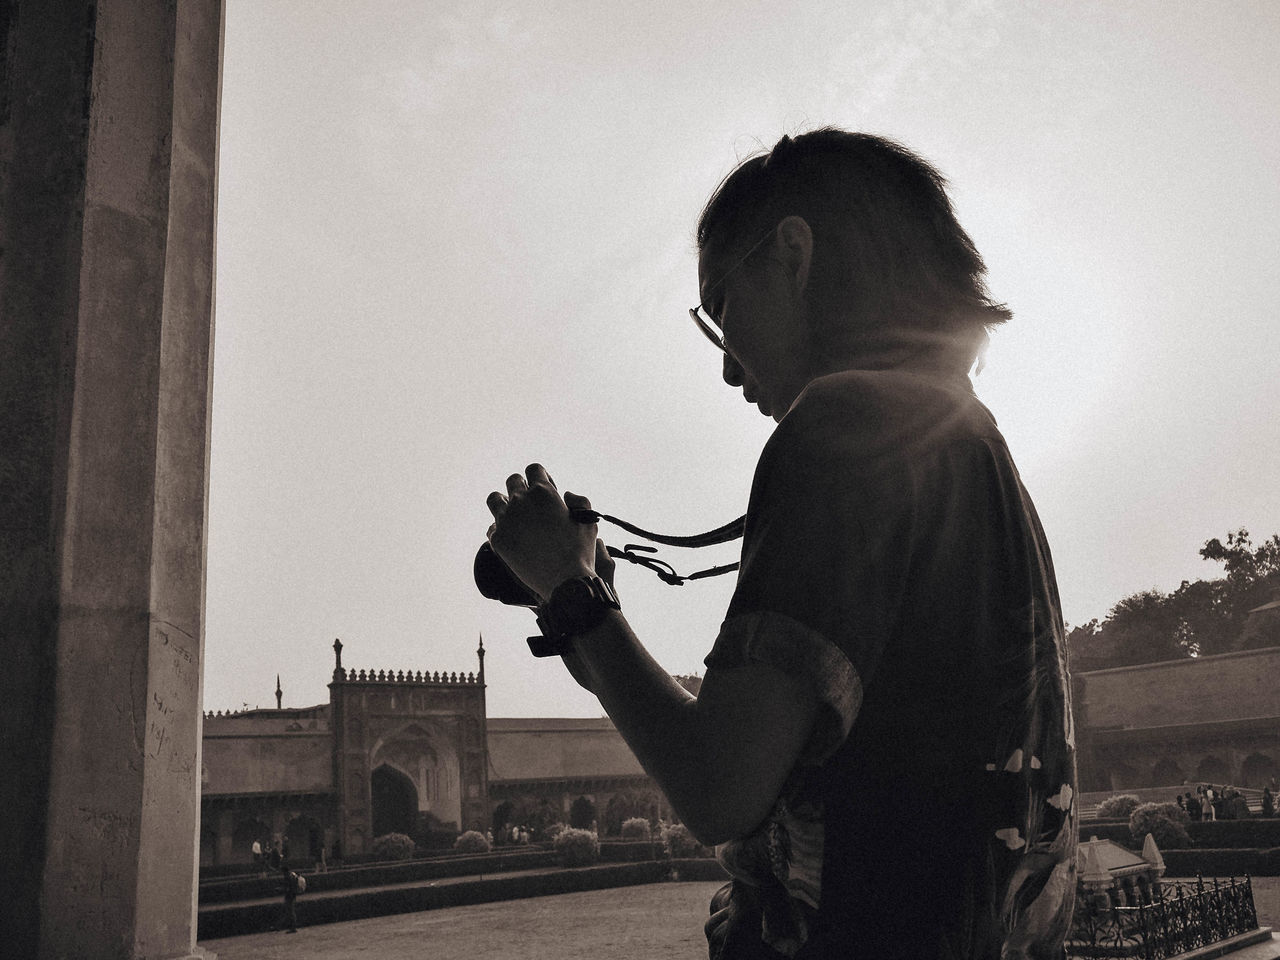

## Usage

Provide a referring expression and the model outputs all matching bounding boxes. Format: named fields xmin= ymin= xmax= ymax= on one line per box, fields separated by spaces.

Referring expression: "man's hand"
xmin=485 ymin=463 xmax=598 ymax=602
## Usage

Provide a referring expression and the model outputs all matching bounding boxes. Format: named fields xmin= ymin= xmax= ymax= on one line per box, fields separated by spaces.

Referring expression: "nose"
xmin=722 ymin=352 xmax=745 ymax=387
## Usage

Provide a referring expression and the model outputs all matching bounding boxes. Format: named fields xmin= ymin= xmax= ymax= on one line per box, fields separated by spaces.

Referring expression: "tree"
xmin=1101 ymin=589 xmax=1189 ymax=667
xmin=1199 ymin=529 xmax=1280 ymax=583
xmin=1200 ymin=529 xmax=1280 ymax=650
xmin=1074 ymin=529 xmax=1280 ymax=670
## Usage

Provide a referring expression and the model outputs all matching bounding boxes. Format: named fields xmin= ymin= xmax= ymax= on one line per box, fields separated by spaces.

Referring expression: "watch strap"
xmin=526 ymin=575 xmax=620 ymax=657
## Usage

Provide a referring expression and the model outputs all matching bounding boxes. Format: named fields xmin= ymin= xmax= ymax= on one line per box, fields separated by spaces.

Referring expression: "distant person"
xmin=485 ymin=129 xmax=1076 ymax=958
xmin=1199 ymin=787 xmax=1215 ymax=822
xmin=251 ymin=837 xmax=262 ymax=870
xmin=1262 ymin=786 xmax=1274 ymax=819
xmin=278 ymin=863 xmax=302 ymax=934
xmin=1175 ymin=795 xmax=1186 ymax=812
xmin=269 ymin=840 xmax=282 ymax=870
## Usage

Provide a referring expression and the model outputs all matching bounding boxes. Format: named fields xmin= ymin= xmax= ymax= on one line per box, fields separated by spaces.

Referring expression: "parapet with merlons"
xmin=327 ymin=636 xmax=486 ymax=688
xmin=330 ymin=667 xmax=480 ymax=685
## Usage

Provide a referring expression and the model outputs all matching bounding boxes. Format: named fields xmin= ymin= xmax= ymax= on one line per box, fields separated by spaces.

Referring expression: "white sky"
xmin=206 ymin=0 xmax=1280 ymax=719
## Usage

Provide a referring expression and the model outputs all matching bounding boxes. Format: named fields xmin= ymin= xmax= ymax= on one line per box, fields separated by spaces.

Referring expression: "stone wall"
xmin=1079 ymin=648 xmax=1280 ymax=729
xmin=203 ymin=727 xmax=332 ymax=795
xmin=487 ymin=717 xmax=647 ymax=782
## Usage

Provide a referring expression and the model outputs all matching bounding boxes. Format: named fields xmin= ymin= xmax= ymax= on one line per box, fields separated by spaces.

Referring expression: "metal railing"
xmin=1067 ymin=876 xmax=1259 ymax=959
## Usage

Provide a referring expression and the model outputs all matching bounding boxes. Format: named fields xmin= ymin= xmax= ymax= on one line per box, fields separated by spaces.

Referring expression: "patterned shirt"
xmin=704 ymin=366 xmax=1077 ymax=959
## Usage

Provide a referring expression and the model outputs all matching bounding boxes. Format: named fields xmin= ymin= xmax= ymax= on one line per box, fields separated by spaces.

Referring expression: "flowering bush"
xmin=663 ymin=822 xmax=710 ymax=858
xmin=541 ymin=821 xmax=567 ymax=842
xmin=453 ymin=830 xmax=491 ymax=854
xmin=1130 ymin=801 xmax=1192 ymax=849
xmin=1097 ymin=794 xmax=1142 ymax=820
xmin=620 ymin=817 xmax=652 ymax=840
xmin=553 ymin=827 xmax=599 ymax=867
xmin=370 ymin=832 xmax=415 ymax=861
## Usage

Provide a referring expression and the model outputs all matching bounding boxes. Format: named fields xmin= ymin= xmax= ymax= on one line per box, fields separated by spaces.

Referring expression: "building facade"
xmin=199 ymin=639 xmax=671 ymax=867
xmin=200 ymin=641 xmax=1280 ymax=867
xmin=1073 ymin=646 xmax=1280 ymax=793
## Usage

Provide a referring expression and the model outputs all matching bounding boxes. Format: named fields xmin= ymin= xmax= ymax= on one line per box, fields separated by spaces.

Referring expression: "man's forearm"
xmin=564 ymin=611 xmax=712 ymax=828
xmin=562 ymin=609 xmax=817 ymax=845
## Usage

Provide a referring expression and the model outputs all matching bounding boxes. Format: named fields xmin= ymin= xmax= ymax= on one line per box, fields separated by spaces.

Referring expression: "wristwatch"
xmin=527 ymin=575 xmax=621 ymax=658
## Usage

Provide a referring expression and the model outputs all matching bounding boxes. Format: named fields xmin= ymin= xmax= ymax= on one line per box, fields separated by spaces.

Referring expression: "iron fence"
xmin=1067 ymin=876 xmax=1259 ymax=959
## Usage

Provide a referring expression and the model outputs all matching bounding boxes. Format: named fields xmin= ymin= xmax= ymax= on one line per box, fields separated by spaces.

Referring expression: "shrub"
xmin=620 ymin=817 xmax=652 ymax=840
xmin=554 ymin=827 xmax=600 ymax=867
xmin=1186 ymin=819 xmax=1280 ymax=848
xmin=1163 ymin=848 xmax=1271 ymax=877
xmin=370 ymin=832 xmax=415 ymax=861
xmin=541 ymin=821 xmax=567 ymax=842
xmin=453 ymin=830 xmax=491 ymax=854
xmin=1225 ymin=795 xmax=1252 ymax=820
xmin=1130 ymin=802 xmax=1192 ymax=849
xmin=1097 ymin=794 xmax=1142 ymax=820
xmin=663 ymin=823 xmax=711 ymax=859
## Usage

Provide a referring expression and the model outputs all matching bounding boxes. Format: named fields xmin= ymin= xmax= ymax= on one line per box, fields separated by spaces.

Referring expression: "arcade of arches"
xmin=1074 ymin=647 xmax=1280 ymax=792
xmin=199 ymin=643 xmax=1280 ymax=868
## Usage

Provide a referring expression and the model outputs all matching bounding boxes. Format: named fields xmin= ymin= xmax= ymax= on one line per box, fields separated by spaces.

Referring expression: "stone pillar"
xmin=0 ymin=1 xmax=224 ymax=957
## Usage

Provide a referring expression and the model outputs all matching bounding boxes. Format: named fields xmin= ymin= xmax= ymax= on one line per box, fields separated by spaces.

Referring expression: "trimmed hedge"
xmin=599 ymin=840 xmax=667 ymax=863
xmin=554 ymin=828 xmax=600 ymax=867
xmin=198 ymin=849 xmax=558 ymax=904
xmin=1079 ymin=822 xmax=1133 ymax=845
xmin=370 ymin=833 xmax=415 ymax=861
xmin=1080 ymin=818 xmax=1280 ymax=849
xmin=1130 ymin=802 xmax=1191 ymax=849
xmin=198 ymin=861 xmax=672 ymax=940
xmin=1097 ymin=794 xmax=1142 ymax=820
xmin=664 ymin=823 xmax=712 ymax=859
xmin=453 ymin=830 xmax=491 ymax=854
xmin=1187 ymin=819 xmax=1280 ymax=848
xmin=1162 ymin=847 xmax=1280 ymax=878
xmin=620 ymin=817 xmax=652 ymax=840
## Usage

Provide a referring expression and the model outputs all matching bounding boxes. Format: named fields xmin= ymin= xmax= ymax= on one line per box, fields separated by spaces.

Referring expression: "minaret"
xmin=275 ymin=674 xmax=282 ymax=709
xmin=477 ymin=634 xmax=486 ymax=685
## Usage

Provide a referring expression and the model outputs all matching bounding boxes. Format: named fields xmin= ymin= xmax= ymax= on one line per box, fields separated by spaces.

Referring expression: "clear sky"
xmin=206 ymin=0 xmax=1280 ymax=719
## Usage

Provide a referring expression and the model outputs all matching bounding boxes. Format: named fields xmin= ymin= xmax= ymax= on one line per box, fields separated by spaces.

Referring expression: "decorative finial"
xmin=478 ymin=633 xmax=486 ymax=683
xmin=275 ymin=673 xmax=282 ymax=709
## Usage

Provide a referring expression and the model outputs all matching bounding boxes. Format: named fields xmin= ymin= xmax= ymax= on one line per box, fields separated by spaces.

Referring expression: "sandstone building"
xmin=200 ymin=639 xmax=667 ymax=866
xmin=200 ymin=638 xmax=1280 ymax=868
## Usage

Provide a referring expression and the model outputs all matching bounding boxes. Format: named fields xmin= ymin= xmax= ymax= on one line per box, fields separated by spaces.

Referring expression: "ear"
xmin=773 ymin=215 xmax=813 ymax=298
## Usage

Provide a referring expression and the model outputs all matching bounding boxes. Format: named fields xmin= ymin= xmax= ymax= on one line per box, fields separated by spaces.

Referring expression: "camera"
xmin=474 ymin=542 xmax=541 ymax=608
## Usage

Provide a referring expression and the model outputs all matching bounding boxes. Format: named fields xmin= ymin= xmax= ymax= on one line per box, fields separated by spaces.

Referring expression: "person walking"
xmin=279 ymin=863 xmax=302 ymax=934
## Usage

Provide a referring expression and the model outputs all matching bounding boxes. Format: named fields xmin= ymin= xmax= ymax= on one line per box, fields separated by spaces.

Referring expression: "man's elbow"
xmin=674 ymin=792 xmax=775 ymax=848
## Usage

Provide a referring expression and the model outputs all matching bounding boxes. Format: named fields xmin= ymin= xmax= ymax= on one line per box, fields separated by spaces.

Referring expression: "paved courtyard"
xmin=201 ymin=877 xmax=1280 ymax=960
xmin=201 ymin=881 xmax=724 ymax=960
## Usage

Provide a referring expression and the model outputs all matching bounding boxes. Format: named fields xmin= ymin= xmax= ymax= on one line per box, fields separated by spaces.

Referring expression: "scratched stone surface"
xmin=201 ymin=881 xmax=723 ymax=959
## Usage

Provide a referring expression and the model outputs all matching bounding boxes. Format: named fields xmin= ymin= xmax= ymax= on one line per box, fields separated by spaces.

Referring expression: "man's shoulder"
xmin=769 ymin=368 xmax=999 ymax=467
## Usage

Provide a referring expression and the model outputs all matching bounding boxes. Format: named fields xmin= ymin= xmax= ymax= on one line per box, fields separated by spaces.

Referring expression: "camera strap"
xmin=569 ymin=508 xmax=746 ymax=586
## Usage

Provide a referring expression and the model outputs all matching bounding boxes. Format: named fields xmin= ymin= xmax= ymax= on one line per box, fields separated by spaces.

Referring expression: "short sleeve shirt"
xmin=704 ymin=367 xmax=1077 ymax=959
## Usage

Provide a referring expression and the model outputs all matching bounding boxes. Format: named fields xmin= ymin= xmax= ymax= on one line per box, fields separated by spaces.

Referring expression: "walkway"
xmin=201 ymin=881 xmax=723 ymax=960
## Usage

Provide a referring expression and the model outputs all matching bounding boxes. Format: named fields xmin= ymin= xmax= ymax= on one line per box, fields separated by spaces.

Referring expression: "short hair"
xmin=696 ymin=129 xmax=1010 ymax=353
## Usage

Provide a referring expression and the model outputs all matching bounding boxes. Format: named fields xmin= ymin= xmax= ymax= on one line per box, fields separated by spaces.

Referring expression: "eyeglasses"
xmin=688 ymin=227 xmax=776 ymax=353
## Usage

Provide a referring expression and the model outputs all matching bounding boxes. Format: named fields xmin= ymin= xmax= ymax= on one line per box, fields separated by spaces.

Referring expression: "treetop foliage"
xmin=1068 ymin=528 xmax=1280 ymax=671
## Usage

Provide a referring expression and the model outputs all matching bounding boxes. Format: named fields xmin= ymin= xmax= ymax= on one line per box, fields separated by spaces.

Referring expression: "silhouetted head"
xmin=695 ymin=129 xmax=1009 ymax=391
